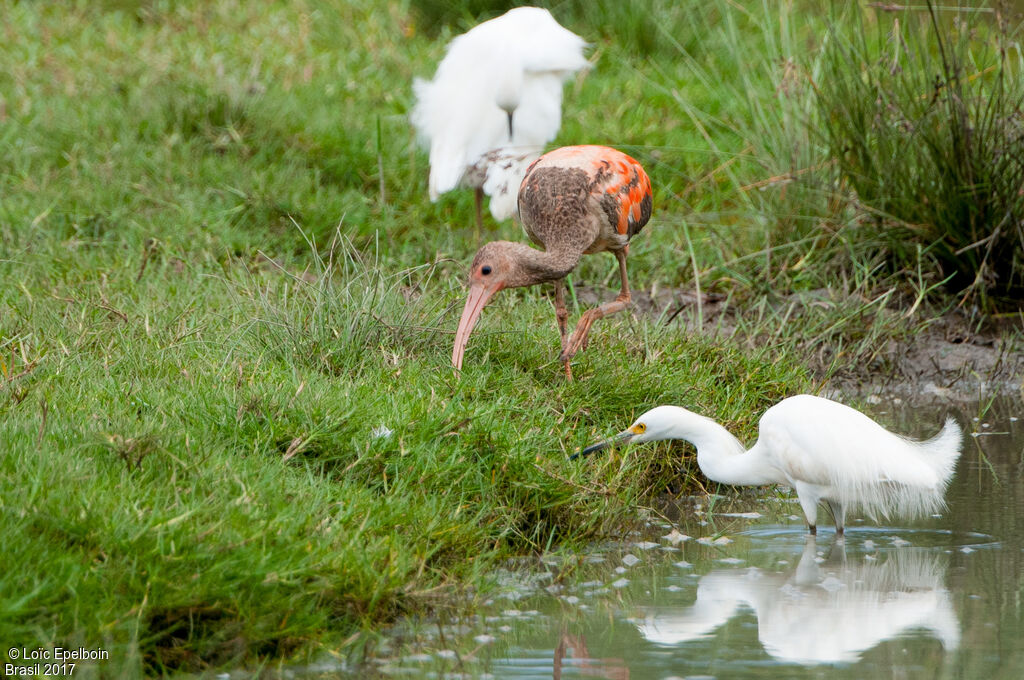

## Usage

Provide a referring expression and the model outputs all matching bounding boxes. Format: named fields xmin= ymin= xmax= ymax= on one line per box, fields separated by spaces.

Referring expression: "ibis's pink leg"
xmin=552 ymin=279 xmax=573 ymax=379
xmin=561 ymin=250 xmax=631 ymax=364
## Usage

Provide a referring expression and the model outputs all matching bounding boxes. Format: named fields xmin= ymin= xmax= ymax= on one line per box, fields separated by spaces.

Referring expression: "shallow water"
xmin=301 ymin=397 xmax=1024 ymax=680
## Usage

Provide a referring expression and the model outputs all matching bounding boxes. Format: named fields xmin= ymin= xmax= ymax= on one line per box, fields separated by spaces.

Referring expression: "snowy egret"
xmin=577 ymin=395 xmax=963 ymax=534
xmin=411 ymin=7 xmax=588 ymax=232
xmin=452 ymin=145 xmax=653 ymax=379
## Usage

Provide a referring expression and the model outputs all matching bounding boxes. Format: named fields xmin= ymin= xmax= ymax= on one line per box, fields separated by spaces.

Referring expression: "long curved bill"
xmin=452 ymin=281 xmax=502 ymax=371
xmin=570 ymin=430 xmax=636 ymax=461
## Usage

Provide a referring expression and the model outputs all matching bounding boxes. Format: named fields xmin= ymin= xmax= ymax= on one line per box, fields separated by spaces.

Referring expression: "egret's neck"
xmin=660 ymin=408 xmax=781 ymax=486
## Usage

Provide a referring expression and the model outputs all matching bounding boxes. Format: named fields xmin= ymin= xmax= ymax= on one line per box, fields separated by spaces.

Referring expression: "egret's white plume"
xmin=411 ymin=7 xmax=588 ymax=221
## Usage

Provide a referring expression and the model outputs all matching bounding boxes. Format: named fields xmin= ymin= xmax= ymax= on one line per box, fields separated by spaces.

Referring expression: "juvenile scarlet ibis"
xmin=411 ymin=7 xmax=588 ymax=231
xmin=452 ymin=144 xmax=653 ymax=378
xmin=577 ymin=395 xmax=963 ymax=535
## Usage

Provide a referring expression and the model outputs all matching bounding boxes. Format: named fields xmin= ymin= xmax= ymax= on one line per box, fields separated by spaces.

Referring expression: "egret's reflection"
xmin=634 ymin=537 xmax=959 ymax=665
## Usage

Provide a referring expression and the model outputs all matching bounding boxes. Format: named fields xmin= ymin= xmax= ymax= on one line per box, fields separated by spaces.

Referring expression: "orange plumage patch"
xmin=600 ymin=156 xmax=651 ymax=236
xmin=520 ymin=145 xmax=652 ymax=239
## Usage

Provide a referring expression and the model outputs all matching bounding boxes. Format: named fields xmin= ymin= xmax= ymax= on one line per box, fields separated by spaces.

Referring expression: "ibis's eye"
xmin=633 ymin=423 xmax=646 ymax=434
xmin=481 ymin=265 xmax=492 ymax=276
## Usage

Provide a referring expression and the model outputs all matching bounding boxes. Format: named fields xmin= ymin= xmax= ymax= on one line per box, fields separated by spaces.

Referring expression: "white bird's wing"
xmin=511 ymin=73 xmax=567 ymax=149
xmin=515 ymin=9 xmax=589 ymax=75
xmin=410 ymin=7 xmax=588 ymax=207
xmin=505 ymin=8 xmax=588 ymax=150
xmin=411 ymin=54 xmax=511 ymax=199
xmin=477 ymin=148 xmax=540 ymax=220
xmin=758 ymin=395 xmax=961 ymax=519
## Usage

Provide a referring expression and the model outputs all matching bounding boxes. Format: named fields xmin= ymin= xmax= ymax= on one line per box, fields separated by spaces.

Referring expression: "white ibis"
xmin=411 ymin=7 xmax=588 ymax=232
xmin=577 ymin=395 xmax=963 ymax=535
xmin=452 ymin=144 xmax=653 ymax=379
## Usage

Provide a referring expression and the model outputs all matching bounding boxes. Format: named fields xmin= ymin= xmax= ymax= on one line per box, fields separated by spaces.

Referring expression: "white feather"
xmin=588 ymin=395 xmax=963 ymax=532
xmin=753 ymin=395 xmax=962 ymax=521
xmin=636 ymin=541 xmax=959 ymax=664
xmin=410 ymin=7 xmax=588 ymax=220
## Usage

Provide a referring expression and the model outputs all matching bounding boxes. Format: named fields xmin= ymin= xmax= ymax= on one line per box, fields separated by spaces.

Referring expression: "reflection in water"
xmin=635 ymin=537 xmax=959 ymax=664
xmin=553 ymin=629 xmax=629 ymax=680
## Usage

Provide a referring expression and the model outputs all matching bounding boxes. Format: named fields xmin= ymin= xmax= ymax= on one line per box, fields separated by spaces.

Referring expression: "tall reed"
xmin=816 ymin=2 xmax=1024 ymax=305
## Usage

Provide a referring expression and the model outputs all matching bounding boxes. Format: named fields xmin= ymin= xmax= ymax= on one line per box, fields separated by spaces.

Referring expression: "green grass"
xmin=0 ymin=0 xmax=1018 ymax=674
xmin=0 ymin=228 xmax=804 ymax=672
xmin=816 ymin=2 xmax=1024 ymax=304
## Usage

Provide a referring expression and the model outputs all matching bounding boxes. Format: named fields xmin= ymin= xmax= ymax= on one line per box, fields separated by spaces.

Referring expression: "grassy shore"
xmin=0 ymin=0 xmax=1019 ymax=674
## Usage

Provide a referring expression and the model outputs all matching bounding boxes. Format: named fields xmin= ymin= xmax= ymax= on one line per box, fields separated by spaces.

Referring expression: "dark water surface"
xmin=301 ymin=397 xmax=1024 ymax=680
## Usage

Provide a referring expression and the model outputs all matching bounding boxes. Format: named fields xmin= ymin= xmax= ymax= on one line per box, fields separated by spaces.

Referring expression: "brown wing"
xmin=521 ymin=146 xmax=652 ymax=241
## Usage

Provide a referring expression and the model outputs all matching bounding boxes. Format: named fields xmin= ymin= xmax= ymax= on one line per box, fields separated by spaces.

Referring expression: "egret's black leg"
xmin=795 ymin=484 xmax=819 ymax=536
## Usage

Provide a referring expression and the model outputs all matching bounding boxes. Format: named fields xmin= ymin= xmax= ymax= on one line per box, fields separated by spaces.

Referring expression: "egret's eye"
xmin=633 ymin=423 xmax=646 ymax=434
xmin=481 ymin=265 xmax=492 ymax=276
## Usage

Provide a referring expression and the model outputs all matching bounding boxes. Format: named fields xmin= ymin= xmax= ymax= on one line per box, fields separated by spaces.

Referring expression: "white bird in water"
xmin=577 ymin=395 xmax=963 ymax=535
xmin=411 ymin=7 xmax=589 ymax=232
xmin=635 ymin=538 xmax=960 ymax=664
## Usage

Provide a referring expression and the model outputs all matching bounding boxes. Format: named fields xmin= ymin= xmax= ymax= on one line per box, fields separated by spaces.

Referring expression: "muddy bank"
xmin=575 ymin=284 xmax=1024 ymax=401
xmin=841 ymin=314 xmax=1024 ymax=400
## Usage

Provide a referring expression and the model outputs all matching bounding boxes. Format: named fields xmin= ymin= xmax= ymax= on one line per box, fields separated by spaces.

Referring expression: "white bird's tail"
xmin=918 ymin=417 xmax=963 ymax=492
xmin=846 ymin=417 xmax=963 ymax=521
